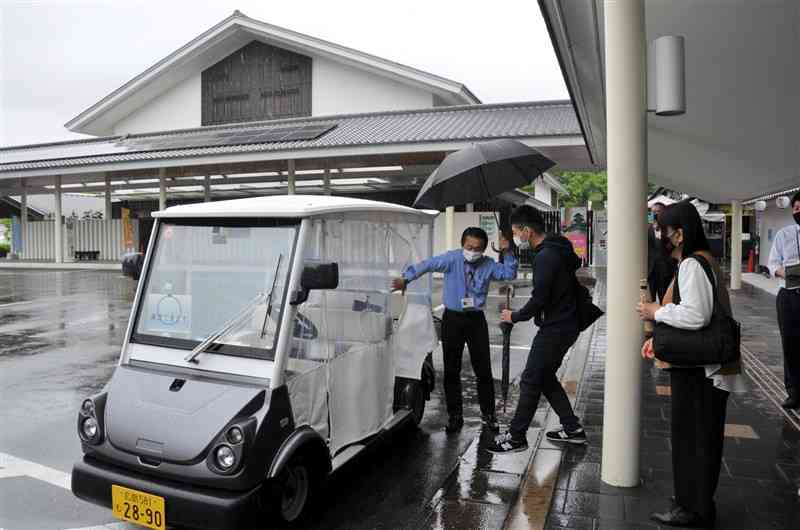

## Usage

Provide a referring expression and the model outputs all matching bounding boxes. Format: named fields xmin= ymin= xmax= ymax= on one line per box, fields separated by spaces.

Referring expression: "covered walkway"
xmin=538 ymin=0 xmax=800 ymax=488
xmin=507 ymin=272 xmax=800 ymax=529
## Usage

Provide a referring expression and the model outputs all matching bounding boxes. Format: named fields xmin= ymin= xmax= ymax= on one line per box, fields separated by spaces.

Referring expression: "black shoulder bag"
xmin=574 ymin=276 xmax=604 ymax=332
xmin=652 ymin=254 xmax=741 ymax=365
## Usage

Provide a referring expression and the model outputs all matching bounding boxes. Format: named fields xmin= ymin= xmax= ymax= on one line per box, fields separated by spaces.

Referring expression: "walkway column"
xmin=730 ymin=200 xmax=743 ymax=290
xmin=54 ymin=175 xmax=63 ymax=263
xmin=20 ymin=185 xmax=28 ymax=258
xmin=204 ymin=175 xmax=211 ymax=202
xmin=445 ymin=206 xmax=455 ymax=249
xmin=158 ymin=169 xmax=167 ymax=211
xmin=323 ymin=166 xmax=332 ymax=195
xmin=104 ymin=175 xmax=112 ymax=260
xmin=287 ymin=160 xmax=296 ymax=195
xmin=601 ymin=0 xmax=646 ymax=487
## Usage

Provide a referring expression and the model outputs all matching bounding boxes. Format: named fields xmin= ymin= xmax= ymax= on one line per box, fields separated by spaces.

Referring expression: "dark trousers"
xmin=777 ymin=288 xmax=800 ymax=393
xmin=670 ymin=368 xmax=728 ymax=522
xmin=509 ymin=327 xmax=581 ymax=437
xmin=441 ymin=309 xmax=495 ymax=418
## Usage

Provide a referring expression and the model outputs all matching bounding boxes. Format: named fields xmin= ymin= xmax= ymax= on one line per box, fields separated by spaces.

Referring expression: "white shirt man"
xmin=767 ymin=191 xmax=800 ymax=409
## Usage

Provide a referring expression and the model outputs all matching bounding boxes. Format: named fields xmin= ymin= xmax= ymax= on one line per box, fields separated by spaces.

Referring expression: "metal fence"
xmin=20 ymin=219 xmax=135 ymax=261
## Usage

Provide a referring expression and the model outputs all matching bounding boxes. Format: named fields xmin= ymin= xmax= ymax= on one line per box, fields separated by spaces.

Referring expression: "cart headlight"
xmin=226 ymin=426 xmax=244 ymax=445
xmin=77 ymin=393 xmax=106 ymax=446
xmin=215 ymin=445 xmax=236 ymax=470
xmin=82 ymin=417 xmax=99 ymax=439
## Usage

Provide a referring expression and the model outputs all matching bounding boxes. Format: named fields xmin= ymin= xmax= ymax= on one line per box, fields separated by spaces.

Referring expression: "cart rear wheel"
xmin=409 ymin=383 xmax=426 ymax=427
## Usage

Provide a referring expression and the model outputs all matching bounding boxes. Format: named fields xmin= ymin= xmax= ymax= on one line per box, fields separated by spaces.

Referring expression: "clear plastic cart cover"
xmin=285 ymin=214 xmax=435 ymax=454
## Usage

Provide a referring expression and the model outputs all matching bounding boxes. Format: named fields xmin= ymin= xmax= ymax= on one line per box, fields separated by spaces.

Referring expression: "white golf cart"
xmin=71 ymin=195 xmax=439 ymax=529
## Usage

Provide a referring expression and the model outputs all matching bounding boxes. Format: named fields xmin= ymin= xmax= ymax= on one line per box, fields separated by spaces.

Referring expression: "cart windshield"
xmin=132 ymin=218 xmax=298 ymax=360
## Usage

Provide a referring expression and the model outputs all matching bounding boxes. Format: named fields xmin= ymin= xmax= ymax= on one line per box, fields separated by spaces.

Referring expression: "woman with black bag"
xmin=636 ymin=201 xmax=746 ymax=528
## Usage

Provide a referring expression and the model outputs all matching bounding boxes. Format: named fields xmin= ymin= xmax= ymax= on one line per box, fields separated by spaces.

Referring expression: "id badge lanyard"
xmin=463 ymin=264 xmax=476 ymax=309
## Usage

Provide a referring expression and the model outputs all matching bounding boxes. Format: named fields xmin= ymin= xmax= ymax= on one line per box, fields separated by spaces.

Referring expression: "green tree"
xmin=525 ymin=171 xmax=659 ymax=207
xmin=556 ymin=171 xmax=608 ymax=207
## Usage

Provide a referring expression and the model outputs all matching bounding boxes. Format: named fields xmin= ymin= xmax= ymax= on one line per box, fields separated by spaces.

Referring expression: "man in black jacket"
xmin=488 ymin=206 xmax=587 ymax=453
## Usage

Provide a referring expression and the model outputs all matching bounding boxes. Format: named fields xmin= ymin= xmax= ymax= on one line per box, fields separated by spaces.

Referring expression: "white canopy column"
xmin=54 ymin=176 xmax=63 ymax=263
xmin=445 ymin=206 xmax=455 ymax=249
xmin=730 ymin=200 xmax=743 ymax=290
xmin=601 ymin=0 xmax=646 ymax=488
xmin=158 ymin=169 xmax=167 ymax=211
xmin=323 ymin=166 xmax=332 ymax=195
xmin=20 ymin=185 xmax=28 ymax=258
xmin=104 ymin=175 xmax=112 ymax=260
xmin=204 ymin=175 xmax=211 ymax=202
xmin=287 ymin=160 xmax=296 ymax=195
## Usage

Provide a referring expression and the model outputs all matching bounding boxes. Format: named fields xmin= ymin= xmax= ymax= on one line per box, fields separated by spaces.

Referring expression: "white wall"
xmin=758 ymin=205 xmax=795 ymax=268
xmin=533 ymin=179 xmax=552 ymax=205
xmin=108 ymin=54 xmax=436 ymax=135
xmin=312 ymin=56 xmax=434 ymax=116
xmin=113 ymin=73 xmax=201 ymax=135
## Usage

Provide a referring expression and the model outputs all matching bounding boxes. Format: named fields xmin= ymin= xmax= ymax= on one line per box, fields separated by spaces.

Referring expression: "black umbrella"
xmin=412 ymin=139 xmax=555 ymax=209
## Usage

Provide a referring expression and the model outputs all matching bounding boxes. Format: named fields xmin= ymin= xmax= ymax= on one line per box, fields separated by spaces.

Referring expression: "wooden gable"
xmin=201 ymin=41 xmax=312 ymax=125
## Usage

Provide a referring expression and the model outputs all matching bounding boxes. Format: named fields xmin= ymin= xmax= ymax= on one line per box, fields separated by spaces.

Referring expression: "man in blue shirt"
xmin=392 ymin=227 xmax=517 ymax=433
xmin=768 ymin=190 xmax=800 ymax=409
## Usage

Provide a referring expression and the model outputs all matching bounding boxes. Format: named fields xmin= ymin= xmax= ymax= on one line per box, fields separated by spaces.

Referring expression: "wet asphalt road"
xmin=0 ymin=270 xmax=535 ymax=530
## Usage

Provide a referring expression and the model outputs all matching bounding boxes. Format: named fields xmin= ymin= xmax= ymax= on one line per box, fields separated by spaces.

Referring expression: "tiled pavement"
xmin=540 ymin=271 xmax=800 ymax=530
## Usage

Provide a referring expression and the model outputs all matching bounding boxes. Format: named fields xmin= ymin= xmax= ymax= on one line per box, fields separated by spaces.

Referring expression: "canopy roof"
xmin=0 ymin=101 xmax=588 ymax=200
xmin=539 ymin=0 xmax=800 ymax=203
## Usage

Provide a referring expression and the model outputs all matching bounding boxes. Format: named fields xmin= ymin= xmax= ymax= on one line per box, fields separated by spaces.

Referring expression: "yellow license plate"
xmin=111 ymin=484 xmax=166 ymax=530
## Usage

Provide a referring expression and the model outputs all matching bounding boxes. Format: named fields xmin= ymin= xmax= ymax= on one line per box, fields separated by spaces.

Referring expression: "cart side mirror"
xmin=121 ymin=252 xmax=144 ymax=281
xmin=291 ymin=263 xmax=339 ymax=305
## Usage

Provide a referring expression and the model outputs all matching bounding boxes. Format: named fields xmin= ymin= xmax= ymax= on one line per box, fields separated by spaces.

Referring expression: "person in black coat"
xmin=488 ymin=206 xmax=588 ymax=453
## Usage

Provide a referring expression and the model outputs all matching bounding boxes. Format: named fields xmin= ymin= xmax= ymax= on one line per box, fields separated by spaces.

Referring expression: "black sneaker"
xmin=546 ymin=426 xmax=588 ymax=445
xmin=481 ymin=414 xmax=500 ymax=432
xmin=445 ymin=415 xmax=464 ymax=434
xmin=487 ymin=431 xmax=529 ymax=453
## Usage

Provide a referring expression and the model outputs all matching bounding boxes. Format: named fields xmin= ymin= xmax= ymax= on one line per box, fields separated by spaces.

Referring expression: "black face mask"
xmin=794 ymin=212 xmax=800 ymax=226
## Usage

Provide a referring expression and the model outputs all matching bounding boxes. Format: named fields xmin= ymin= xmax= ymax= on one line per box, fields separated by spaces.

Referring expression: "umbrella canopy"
xmin=413 ymin=139 xmax=556 ymax=209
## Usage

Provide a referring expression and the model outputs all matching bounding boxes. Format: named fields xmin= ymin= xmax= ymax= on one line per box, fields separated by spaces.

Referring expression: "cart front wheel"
xmin=263 ymin=455 xmax=319 ymax=527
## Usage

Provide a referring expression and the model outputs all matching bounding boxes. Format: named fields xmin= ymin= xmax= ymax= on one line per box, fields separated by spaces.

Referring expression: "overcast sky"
xmin=0 ymin=0 xmax=567 ymax=147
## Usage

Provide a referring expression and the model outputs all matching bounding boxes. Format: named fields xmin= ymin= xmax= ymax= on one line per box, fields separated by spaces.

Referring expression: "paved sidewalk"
xmin=532 ymin=270 xmax=800 ymax=529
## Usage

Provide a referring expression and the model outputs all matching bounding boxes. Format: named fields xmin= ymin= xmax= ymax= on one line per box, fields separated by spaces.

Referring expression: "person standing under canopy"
xmin=391 ymin=227 xmax=517 ymax=433
xmin=769 ymin=191 xmax=800 ymax=409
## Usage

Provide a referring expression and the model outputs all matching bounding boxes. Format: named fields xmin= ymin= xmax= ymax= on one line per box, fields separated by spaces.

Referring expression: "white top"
xmin=153 ymin=195 xmax=438 ymax=219
xmin=654 ymin=258 xmax=747 ymax=393
xmin=768 ymin=224 xmax=800 ymax=289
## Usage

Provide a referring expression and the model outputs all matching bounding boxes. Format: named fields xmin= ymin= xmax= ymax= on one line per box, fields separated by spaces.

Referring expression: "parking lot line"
xmin=0 ymin=451 xmax=71 ymax=490
xmin=0 ymin=300 xmax=35 ymax=309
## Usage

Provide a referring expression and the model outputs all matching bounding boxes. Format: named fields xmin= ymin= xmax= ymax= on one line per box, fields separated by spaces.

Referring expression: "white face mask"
xmin=513 ymin=234 xmax=530 ymax=250
xmin=463 ymin=249 xmax=483 ymax=262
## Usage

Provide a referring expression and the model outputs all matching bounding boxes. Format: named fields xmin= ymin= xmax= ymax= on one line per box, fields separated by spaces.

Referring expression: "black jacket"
xmin=512 ymin=235 xmax=581 ymax=329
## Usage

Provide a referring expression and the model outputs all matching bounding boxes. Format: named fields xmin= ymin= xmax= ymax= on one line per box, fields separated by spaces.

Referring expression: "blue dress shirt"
xmin=403 ymin=249 xmax=518 ymax=312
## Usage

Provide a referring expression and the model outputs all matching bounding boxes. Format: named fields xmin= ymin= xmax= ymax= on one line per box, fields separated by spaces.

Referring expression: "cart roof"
xmin=152 ymin=194 xmax=438 ymax=219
